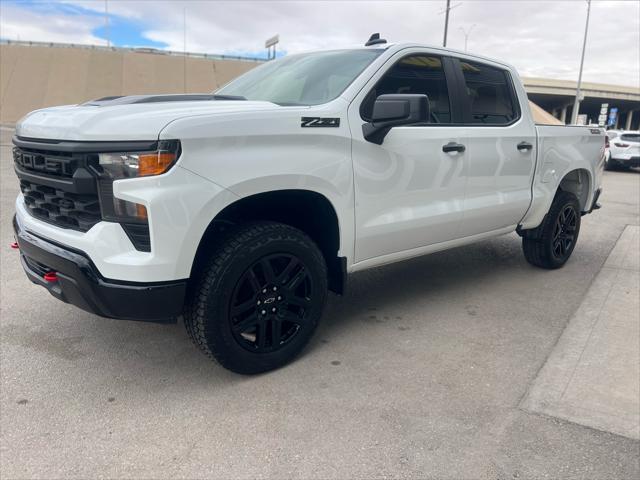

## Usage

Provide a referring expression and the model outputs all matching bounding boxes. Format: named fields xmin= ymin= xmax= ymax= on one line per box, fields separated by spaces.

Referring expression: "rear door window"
xmin=459 ymin=60 xmax=518 ymax=125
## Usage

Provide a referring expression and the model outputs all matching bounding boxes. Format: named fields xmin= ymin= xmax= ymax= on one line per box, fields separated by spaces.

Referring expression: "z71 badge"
xmin=301 ymin=117 xmax=340 ymax=128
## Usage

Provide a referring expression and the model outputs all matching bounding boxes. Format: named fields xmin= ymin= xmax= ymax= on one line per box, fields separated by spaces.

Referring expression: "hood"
xmin=15 ymin=94 xmax=280 ymax=141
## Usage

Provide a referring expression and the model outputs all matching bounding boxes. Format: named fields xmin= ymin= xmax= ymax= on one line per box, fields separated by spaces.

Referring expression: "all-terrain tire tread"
xmin=183 ymin=221 xmax=327 ymax=373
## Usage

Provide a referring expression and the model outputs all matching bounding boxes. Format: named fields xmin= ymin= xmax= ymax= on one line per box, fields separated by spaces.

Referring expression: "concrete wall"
xmin=1 ymin=43 xmax=565 ymax=126
xmin=0 ymin=44 xmax=259 ymax=124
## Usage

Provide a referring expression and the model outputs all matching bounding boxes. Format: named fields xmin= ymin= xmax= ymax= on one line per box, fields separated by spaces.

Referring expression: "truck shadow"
xmin=312 ymin=233 xmax=527 ymax=348
xmin=0 ymin=231 xmax=560 ymax=391
xmin=54 ymin=233 xmax=528 ymax=383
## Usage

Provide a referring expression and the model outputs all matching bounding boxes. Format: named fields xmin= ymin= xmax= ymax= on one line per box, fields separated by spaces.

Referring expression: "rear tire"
xmin=184 ymin=221 xmax=328 ymax=374
xmin=522 ymin=191 xmax=581 ymax=269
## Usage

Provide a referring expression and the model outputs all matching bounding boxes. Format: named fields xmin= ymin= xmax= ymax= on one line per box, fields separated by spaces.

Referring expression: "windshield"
xmin=216 ymin=49 xmax=383 ymax=106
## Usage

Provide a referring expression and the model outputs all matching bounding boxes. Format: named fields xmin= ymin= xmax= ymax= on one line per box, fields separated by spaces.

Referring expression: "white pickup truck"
xmin=13 ymin=37 xmax=604 ymax=373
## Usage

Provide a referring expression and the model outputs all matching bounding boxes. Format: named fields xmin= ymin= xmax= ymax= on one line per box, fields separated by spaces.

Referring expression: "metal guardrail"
xmin=0 ymin=39 xmax=267 ymax=63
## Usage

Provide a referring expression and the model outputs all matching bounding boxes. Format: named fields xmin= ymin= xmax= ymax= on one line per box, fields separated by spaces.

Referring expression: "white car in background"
xmin=604 ymin=130 xmax=618 ymax=166
xmin=606 ymin=131 xmax=640 ymax=170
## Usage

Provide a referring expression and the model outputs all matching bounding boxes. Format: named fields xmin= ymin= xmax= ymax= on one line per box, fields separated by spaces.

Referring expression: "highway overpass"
xmin=523 ymin=77 xmax=640 ymax=130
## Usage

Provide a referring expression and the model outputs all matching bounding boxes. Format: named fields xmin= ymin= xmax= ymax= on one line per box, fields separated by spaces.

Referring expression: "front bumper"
xmin=13 ymin=215 xmax=186 ymax=322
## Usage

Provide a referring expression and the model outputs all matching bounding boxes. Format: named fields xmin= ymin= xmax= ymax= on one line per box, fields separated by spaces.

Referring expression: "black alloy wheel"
xmin=551 ymin=204 xmax=578 ymax=261
xmin=229 ymin=254 xmax=314 ymax=353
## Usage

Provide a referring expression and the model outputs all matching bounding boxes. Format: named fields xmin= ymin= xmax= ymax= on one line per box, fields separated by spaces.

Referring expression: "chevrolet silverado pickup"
xmin=12 ymin=36 xmax=605 ymax=373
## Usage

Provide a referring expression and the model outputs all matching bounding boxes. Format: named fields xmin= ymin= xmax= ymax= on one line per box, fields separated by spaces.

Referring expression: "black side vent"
xmin=121 ymin=223 xmax=151 ymax=252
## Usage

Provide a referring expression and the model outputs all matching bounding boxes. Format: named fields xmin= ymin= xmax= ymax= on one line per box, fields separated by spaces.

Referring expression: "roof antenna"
xmin=365 ymin=33 xmax=387 ymax=47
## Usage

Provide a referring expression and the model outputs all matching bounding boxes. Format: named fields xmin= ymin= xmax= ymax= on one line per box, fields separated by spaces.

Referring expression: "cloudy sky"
xmin=1 ymin=0 xmax=639 ymax=86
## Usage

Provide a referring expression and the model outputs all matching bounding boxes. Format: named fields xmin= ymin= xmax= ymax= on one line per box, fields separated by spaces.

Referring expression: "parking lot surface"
xmin=1 ymin=127 xmax=639 ymax=479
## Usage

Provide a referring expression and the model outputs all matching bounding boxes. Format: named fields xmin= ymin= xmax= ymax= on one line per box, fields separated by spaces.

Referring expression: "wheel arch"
xmin=190 ymin=189 xmax=347 ymax=294
xmin=520 ymin=165 xmax=595 ymax=231
xmin=557 ymin=168 xmax=592 ymax=212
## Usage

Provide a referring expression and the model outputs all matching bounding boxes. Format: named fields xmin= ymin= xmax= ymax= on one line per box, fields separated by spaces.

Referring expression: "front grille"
xmin=13 ymin=148 xmax=79 ymax=177
xmin=20 ymin=179 xmax=101 ymax=231
xmin=14 ymin=146 xmax=101 ymax=232
xmin=13 ymin=138 xmax=156 ymax=252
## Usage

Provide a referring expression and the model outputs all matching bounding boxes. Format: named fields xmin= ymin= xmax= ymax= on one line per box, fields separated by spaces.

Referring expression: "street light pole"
xmin=441 ymin=1 xmax=462 ymax=48
xmin=104 ymin=0 xmax=110 ymax=47
xmin=443 ymin=0 xmax=451 ymax=47
xmin=571 ymin=0 xmax=592 ymax=125
xmin=459 ymin=24 xmax=476 ymax=52
xmin=183 ymin=7 xmax=187 ymax=93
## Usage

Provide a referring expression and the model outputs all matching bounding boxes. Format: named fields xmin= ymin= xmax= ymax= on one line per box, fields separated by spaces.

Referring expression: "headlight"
xmin=94 ymin=140 xmax=180 ymax=251
xmin=97 ymin=140 xmax=180 ymax=179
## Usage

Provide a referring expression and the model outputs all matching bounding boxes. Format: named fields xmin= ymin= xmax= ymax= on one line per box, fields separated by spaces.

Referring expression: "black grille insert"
xmin=20 ymin=179 xmax=101 ymax=231
xmin=14 ymin=145 xmax=102 ymax=232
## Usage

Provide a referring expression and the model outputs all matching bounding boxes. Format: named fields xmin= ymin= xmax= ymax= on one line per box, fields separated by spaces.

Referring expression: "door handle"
xmin=442 ymin=142 xmax=466 ymax=153
xmin=517 ymin=141 xmax=533 ymax=151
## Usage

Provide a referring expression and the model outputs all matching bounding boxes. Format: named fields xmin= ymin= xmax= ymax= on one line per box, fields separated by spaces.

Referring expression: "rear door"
xmin=451 ymin=58 xmax=537 ymax=236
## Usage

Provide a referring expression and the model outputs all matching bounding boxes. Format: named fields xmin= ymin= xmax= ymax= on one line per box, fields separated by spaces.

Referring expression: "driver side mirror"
xmin=362 ymin=94 xmax=430 ymax=145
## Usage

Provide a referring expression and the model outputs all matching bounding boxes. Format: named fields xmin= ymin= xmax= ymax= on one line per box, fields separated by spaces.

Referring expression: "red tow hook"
xmin=10 ymin=242 xmax=19 ymax=250
xmin=43 ymin=272 xmax=58 ymax=283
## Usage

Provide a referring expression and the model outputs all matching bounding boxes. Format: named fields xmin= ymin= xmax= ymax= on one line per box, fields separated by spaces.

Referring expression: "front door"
xmin=349 ymin=51 xmax=468 ymax=263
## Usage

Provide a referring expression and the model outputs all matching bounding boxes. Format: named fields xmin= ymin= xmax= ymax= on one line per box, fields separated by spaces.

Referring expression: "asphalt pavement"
xmin=1 ymin=126 xmax=639 ymax=479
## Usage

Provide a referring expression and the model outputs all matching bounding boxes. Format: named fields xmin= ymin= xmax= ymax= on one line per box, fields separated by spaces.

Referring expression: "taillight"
xmin=614 ymin=142 xmax=630 ymax=148
xmin=605 ymin=136 xmax=610 ymax=148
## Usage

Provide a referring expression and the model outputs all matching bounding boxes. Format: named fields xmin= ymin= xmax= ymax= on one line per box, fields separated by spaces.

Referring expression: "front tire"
xmin=522 ymin=191 xmax=581 ymax=269
xmin=184 ymin=221 xmax=328 ymax=374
